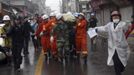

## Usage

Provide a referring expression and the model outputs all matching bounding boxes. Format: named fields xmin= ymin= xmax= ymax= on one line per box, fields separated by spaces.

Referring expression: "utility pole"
xmin=76 ymin=0 xmax=79 ymax=12
xmin=131 ymin=0 xmax=134 ymax=14
xmin=62 ymin=0 xmax=65 ymax=13
xmin=59 ymin=0 xmax=62 ymax=13
xmin=7 ymin=0 xmax=12 ymax=14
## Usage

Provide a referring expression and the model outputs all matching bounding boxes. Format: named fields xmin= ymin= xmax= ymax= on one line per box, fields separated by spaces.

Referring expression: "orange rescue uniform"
xmin=35 ymin=21 xmax=51 ymax=54
xmin=75 ymin=19 xmax=88 ymax=55
xmin=45 ymin=18 xmax=57 ymax=55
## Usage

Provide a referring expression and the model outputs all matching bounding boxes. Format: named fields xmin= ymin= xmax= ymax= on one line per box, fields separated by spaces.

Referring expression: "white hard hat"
xmin=79 ymin=13 xmax=84 ymax=16
xmin=42 ymin=14 xmax=49 ymax=20
xmin=74 ymin=13 xmax=79 ymax=17
xmin=3 ymin=15 xmax=10 ymax=21
xmin=67 ymin=12 xmax=72 ymax=15
xmin=56 ymin=13 xmax=63 ymax=20
xmin=91 ymin=13 xmax=95 ymax=16
xmin=50 ymin=12 xmax=56 ymax=17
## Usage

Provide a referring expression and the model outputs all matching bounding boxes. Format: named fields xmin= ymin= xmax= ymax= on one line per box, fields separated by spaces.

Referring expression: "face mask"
xmin=113 ymin=19 xmax=120 ymax=23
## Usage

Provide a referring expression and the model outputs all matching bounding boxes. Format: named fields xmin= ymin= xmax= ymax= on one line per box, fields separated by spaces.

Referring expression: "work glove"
xmin=50 ymin=36 xmax=54 ymax=43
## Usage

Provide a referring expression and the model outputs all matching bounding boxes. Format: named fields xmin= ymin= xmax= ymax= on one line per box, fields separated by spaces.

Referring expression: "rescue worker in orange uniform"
xmin=45 ymin=13 xmax=57 ymax=57
xmin=35 ymin=15 xmax=50 ymax=58
xmin=75 ymin=13 xmax=88 ymax=60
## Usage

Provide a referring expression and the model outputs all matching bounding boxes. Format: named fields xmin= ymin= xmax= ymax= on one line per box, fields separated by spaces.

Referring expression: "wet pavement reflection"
xmin=0 ymin=36 xmax=134 ymax=75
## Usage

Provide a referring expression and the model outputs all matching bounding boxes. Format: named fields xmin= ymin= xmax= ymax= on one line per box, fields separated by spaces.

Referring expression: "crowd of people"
xmin=0 ymin=10 xmax=133 ymax=75
xmin=0 ymin=15 xmax=35 ymax=71
xmin=0 ymin=12 xmax=89 ymax=71
xmin=35 ymin=12 xmax=88 ymax=62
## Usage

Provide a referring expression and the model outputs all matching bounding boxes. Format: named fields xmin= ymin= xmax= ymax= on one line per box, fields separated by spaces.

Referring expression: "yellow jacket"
xmin=0 ymin=23 xmax=12 ymax=48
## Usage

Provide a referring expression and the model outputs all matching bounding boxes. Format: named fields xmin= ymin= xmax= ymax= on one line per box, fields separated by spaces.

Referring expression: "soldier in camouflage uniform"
xmin=52 ymin=14 xmax=69 ymax=61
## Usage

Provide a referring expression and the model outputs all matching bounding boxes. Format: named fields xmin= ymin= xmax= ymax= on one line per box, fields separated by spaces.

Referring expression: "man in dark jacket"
xmin=6 ymin=17 xmax=25 ymax=71
xmin=88 ymin=13 xmax=98 ymax=51
xmin=88 ymin=13 xmax=98 ymax=28
xmin=22 ymin=17 xmax=34 ymax=55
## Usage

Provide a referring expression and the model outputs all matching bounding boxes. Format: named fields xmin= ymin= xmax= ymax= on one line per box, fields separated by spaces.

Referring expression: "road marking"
xmin=34 ymin=51 xmax=45 ymax=75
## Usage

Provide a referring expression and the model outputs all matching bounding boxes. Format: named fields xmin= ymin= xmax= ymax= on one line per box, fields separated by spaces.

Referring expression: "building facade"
xmin=90 ymin=0 xmax=134 ymax=26
xmin=62 ymin=0 xmax=77 ymax=13
xmin=31 ymin=0 xmax=46 ymax=14
xmin=9 ymin=0 xmax=39 ymax=16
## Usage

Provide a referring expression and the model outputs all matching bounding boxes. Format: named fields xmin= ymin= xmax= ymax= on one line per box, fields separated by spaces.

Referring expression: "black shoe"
xmin=16 ymin=68 xmax=21 ymax=72
xmin=76 ymin=53 xmax=80 ymax=59
xmin=83 ymin=56 xmax=87 ymax=64
xmin=14 ymin=65 xmax=21 ymax=71
xmin=24 ymin=51 xmax=29 ymax=55
xmin=44 ymin=54 xmax=48 ymax=61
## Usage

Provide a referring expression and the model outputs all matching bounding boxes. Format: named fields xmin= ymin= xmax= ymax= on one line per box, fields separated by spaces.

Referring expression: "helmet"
xmin=56 ymin=13 xmax=63 ymax=20
xmin=67 ymin=12 xmax=72 ymax=15
xmin=42 ymin=14 xmax=49 ymax=20
xmin=91 ymin=13 xmax=95 ymax=16
xmin=79 ymin=13 xmax=84 ymax=16
xmin=3 ymin=15 xmax=10 ymax=21
xmin=111 ymin=11 xmax=120 ymax=16
xmin=50 ymin=12 xmax=56 ymax=17
xmin=74 ymin=13 xmax=79 ymax=17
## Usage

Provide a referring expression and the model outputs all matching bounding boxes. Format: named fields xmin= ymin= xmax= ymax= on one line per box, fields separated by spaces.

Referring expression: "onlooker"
xmin=22 ymin=17 xmax=34 ymax=56
xmin=88 ymin=13 xmax=98 ymax=51
xmin=88 ymin=13 xmax=98 ymax=28
xmin=2 ymin=15 xmax=12 ymax=50
xmin=30 ymin=17 xmax=39 ymax=52
xmin=6 ymin=17 xmax=25 ymax=71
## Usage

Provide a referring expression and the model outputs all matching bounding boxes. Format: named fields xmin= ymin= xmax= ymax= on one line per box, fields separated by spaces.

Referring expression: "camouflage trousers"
xmin=57 ymin=40 xmax=69 ymax=58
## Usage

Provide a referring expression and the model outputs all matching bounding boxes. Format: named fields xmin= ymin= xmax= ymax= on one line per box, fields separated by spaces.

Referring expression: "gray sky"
xmin=45 ymin=0 xmax=61 ymax=12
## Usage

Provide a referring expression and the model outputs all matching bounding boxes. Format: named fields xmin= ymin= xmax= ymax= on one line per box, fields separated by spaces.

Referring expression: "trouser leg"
xmin=75 ymin=38 xmax=82 ymax=54
xmin=31 ymin=35 xmax=38 ymax=50
xmin=113 ymin=51 xmax=125 ymax=75
xmin=12 ymin=46 xmax=22 ymax=70
xmin=24 ymin=38 xmax=29 ymax=55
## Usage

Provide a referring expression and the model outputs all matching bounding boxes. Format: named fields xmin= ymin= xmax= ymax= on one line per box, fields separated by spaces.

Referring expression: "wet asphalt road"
xmin=0 ymin=35 xmax=134 ymax=75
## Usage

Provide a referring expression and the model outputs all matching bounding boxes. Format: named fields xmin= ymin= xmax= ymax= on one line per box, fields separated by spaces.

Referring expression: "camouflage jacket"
xmin=52 ymin=22 xmax=69 ymax=42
